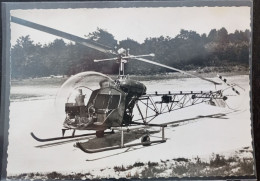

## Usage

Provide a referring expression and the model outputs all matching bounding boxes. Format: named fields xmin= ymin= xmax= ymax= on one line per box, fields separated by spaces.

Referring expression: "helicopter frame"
xmin=121 ymin=89 xmax=226 ymax=125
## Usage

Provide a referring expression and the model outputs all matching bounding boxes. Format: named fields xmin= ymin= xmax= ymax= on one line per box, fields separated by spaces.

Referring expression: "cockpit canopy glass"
xmin=94 ymin=94 xmax=120 ymax=110
xmin=55 ymin=71 xmax=114 ymax=117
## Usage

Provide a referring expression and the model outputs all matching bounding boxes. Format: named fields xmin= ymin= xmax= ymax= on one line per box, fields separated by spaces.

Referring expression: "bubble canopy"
xmin=55 ymin=71 xmax=114 ymax=117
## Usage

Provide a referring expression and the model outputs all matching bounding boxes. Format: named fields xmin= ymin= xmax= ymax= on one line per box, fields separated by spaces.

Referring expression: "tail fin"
xmin=205 ymin=99 xmax=226 ymax=108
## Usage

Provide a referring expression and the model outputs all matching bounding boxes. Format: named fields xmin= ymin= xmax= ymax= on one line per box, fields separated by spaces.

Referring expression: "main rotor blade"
xmin=123 ymin=53 xmax=155 ymax=59
xmin=94 ymin=53 xmax=155 ymax=62
xmin=94 ymin=57 xmax=118 ymax=62
xmin=11 ymin=16 xmax=116 ymax=55
xmin=133 ymin=57 xmax=221 ymax=85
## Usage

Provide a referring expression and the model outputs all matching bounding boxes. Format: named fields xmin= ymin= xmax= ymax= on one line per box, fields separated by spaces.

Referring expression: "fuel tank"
xmin=118 ymin=79 xmax=146 ymax=96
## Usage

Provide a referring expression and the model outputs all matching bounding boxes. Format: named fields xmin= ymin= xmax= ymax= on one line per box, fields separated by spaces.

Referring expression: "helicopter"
xmin=10 ymin=16 xmax=243 ymax=153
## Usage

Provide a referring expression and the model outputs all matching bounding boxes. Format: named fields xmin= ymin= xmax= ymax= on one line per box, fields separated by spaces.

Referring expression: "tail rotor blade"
xmin=217 ymin=74 xmax=244 ymax=95
xmin=133 ymin=57 xmax=221 ymax=85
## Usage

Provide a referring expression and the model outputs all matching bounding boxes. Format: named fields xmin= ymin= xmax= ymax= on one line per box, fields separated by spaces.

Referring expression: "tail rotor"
xmin=217 ymin=75 xmax=245 ymax=95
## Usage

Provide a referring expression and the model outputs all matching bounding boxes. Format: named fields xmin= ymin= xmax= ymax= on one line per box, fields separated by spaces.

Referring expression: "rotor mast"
xmin=94 ymin=48 xmax=155 ymax=79
xmin=118 ymin=48 xmax=129 ymax=78
xmin=119 ymin=59 xmax=125 ymax=77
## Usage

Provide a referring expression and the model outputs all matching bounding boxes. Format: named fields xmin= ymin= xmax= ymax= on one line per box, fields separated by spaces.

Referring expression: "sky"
xmin=10 ymin=6 xmax=251 ymax=46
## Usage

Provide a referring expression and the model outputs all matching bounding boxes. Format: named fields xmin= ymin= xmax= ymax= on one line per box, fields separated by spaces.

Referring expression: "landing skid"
xmin=76 ymin=125 xmax=167 ymax=153
xmin=31 ymin=131 xmax=114 ymax=142
xmin=76 ymin=139 xmax=166 ymax=153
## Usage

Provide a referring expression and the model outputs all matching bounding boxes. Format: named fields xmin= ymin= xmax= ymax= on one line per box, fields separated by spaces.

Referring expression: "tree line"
xmin=11 ymin=27 xmax=250 ymax=79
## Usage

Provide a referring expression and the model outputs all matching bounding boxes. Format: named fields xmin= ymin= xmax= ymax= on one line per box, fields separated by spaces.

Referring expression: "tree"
xmin=208 ymin=29 xmax=217 ymax=42
xmin=44 ymin=39 xmax=68 ymax=75
xmin=11 ymin=28 xmax=250 ymax=79
xmin=86 ymin=28 xmax=118 ymax=49
xmin=11 ymin=36 xmax=47 ymax=78
xmin=217 ymin=27 xmax=229 ymax=44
